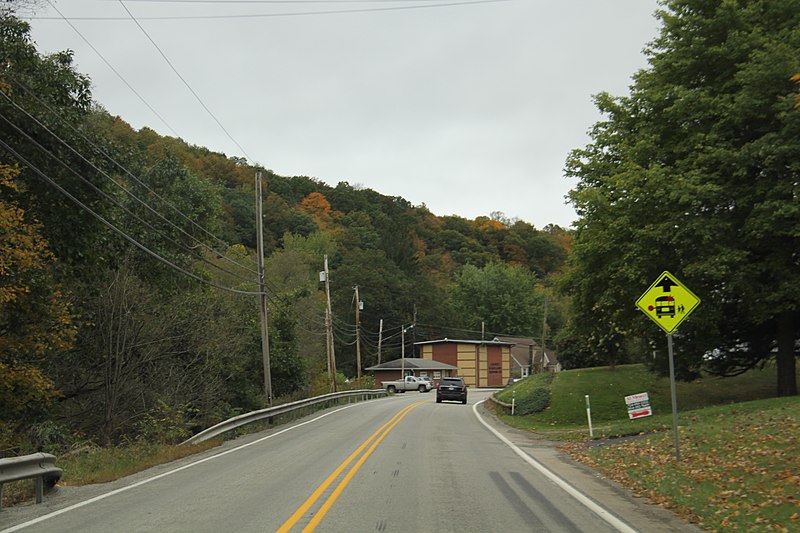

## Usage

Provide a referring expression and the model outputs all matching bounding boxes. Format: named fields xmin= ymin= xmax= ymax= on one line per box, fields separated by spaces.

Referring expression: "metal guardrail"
xmin=181 ymin=389 xmax=387 ymax=446
xmin=0 ymin=453 xmax=62 ymax=510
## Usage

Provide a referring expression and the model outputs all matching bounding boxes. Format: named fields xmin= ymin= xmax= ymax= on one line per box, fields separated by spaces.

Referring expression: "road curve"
xmin=0 ymin=390 xmax=700 ymax=533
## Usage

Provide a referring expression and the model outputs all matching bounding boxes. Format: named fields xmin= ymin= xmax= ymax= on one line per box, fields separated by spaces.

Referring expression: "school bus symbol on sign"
xmin=636 ymin=271 xmax=700 ymax=334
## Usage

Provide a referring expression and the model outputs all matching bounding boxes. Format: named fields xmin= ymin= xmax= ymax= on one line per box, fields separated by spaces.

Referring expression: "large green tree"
xmin=563 ymin=0 xmax=799 ymax=394
xmin=450 ymin=262 xmax=544 ymax=337
xmin=0 ymin=15 xmax=118 ymax=274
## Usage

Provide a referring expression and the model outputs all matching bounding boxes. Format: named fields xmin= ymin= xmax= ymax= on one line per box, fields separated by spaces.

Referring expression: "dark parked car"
xmin=436 ymin=377 xmax=467 ymax=404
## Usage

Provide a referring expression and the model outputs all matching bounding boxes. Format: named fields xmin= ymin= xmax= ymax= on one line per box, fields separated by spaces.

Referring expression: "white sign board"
xmin=625 ymin=392 xmax=652 ymax=419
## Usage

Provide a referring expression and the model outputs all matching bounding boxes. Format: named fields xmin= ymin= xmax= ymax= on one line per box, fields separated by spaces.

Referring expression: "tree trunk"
xmin=776 ymin=311 xmax=798 ymax=397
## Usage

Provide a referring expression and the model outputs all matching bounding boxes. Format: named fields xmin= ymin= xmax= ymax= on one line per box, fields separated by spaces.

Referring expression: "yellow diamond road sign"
xmin=636 ymin=271 xmax=700 ymax=334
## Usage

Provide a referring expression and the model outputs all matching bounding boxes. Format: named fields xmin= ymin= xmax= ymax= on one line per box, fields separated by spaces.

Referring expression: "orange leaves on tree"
xmin=296 ymin=192 xmax=340 ymax=230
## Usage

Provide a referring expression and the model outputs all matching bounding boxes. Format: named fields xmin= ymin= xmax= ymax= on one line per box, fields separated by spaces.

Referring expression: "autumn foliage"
xmin=297 ymin=192 xmax=339 ymax=230
xmin=0 ymin=164 xmax=74 ymax=440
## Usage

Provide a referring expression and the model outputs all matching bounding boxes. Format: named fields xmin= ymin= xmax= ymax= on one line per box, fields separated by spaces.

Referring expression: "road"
xmin=0 ymin=390 xmax=700 ymax=532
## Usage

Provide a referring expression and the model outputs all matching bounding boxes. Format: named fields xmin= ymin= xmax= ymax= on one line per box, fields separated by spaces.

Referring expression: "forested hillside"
xmin=5 ymin=0 xmax=798 ymax=457
xmin=0 ymin=13 xmax=569 ymax=452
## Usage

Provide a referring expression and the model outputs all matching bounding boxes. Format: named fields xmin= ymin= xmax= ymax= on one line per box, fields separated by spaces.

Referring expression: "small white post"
xmin=511 ymin=391 xmax=516 ymax=415
xmin=585 ymin=394 xmax=594 ymax=438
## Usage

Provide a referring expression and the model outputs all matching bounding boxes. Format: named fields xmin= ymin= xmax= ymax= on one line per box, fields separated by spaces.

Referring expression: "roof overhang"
xmin=413 ymin=338 xmax=515 ymax=347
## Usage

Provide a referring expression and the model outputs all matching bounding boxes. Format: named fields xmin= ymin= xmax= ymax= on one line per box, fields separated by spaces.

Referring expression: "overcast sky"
xmin=25 ymin=0 xmax=661 ymax=229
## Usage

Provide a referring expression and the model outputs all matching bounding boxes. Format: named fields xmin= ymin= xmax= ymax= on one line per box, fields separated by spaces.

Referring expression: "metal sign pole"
xmin=666 ymin=333 xmax=680 ymax=462
xmin=637 ymin=271 xmax=699 ymax=463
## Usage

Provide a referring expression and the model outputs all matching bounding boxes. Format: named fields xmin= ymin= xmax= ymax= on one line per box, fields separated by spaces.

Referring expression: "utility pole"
xmin=354 ymin=285 xmax=362 ymax=379
xmin=323 ymin=255 xmax=337 ymax=392
xmin=254 ymin=169 xmax=272 ymax=404
xmin=401 ymin=323 xmax=414 ymax=378
xmin=377 ymin=318 xmax=383 ymax=364
xmin=401 ymin=325 xmax=406 ymax=379
xmin=413 ymin=305 xmax=418 ymax=345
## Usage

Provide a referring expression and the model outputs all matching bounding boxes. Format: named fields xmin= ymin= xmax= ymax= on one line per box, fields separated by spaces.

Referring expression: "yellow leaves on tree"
xmin=792 ymin=74 xmax=800 ymax=108
xmin=0 ymin=164 xmax=74 ymax=419
xmin=475 ymin=216 xmax=505 ymax=232
xmin=0 ymin=169 xmax=48 ymax=307
xmin=0 ymin=363 xmax=60 ymax=419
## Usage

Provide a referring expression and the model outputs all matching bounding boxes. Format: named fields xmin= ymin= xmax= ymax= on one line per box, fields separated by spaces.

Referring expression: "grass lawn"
xmin=562 ymin=397 xmax=800 ymax=532
xmin=494 ymin=364 xmax=800 ymax=532
xmin=496 ymin=364 xmax=793 ymax=440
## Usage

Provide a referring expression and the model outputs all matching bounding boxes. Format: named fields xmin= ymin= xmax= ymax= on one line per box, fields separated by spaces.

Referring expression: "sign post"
xmin=636 ymin=271 xmax=700 ymax=462
xmin=666 ymin=333 xmax=680 ymax=461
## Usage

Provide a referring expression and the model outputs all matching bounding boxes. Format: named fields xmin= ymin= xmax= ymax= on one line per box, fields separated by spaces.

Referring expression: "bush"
xmin=514 ymin=387 xmax=550 ymax=415
xmin=135 ymin=401 xmax=196 ymax=444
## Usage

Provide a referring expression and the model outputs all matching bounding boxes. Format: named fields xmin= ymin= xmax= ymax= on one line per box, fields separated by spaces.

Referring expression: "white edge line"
xmin=473 ymin=399 xmax=639 ymax=533
xmin=1 ymin=403 xmax=361 ymax=533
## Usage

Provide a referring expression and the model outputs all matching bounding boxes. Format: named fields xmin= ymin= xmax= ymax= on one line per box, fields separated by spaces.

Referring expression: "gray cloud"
xmin=29 ymin=0 xmax=661 ymax=228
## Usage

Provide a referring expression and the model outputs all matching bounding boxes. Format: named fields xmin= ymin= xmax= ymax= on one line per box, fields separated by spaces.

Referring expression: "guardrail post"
xmin=35 ymin=476 xmax=44 ymax=504
xmin=0 ymin=453 xmax=61 ymax=510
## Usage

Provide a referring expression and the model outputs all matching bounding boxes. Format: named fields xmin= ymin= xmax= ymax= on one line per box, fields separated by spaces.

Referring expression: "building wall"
xmin=421 ymin=342 xmax=511 ymax=388
xmin=421 ymin=343 xmax=458 ymax=367
xmin=373 ymin=368 xmax=455 ymax=387
xmin=374 ymin=370 xmax=404 ymax=386
xmin=457 ymin=343 xmax=477 ymax=388
xmin=504 ymin=347 xmax=511 ymax=383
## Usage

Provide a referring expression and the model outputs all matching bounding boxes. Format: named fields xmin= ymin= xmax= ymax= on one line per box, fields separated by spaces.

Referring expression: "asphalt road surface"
xmin=0 ymin=390 xmax=701 ymax=533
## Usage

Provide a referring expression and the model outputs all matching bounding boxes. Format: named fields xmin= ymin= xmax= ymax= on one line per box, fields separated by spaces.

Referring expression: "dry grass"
xmin=1 ymin=439 xmax=220 ymax=509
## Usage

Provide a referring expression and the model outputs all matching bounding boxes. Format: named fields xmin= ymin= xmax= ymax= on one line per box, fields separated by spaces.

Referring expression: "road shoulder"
xmin=474 ymin=399 xmax=704 ymax=533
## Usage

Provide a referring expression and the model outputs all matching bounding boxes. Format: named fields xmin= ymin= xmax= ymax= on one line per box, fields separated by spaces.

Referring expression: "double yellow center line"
xmin=276 ymin=400 xmax=426 ymax=533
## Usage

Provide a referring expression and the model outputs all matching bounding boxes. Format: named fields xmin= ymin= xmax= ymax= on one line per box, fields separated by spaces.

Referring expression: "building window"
xmin=433 ymin=371 xmax=441 ymax=379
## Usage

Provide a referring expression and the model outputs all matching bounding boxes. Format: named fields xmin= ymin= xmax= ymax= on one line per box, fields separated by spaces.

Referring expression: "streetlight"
xmin=401 ymin=323 xmax=415 ymax=378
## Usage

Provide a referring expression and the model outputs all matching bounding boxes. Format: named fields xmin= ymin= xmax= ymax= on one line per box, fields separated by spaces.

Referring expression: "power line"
xmin=0 ymin=113 xmax=255 ymax=283
xmin=45 ymin=0 xmax=181 ymax=138
xmin=0 ymin=137 xmax=265 ymax=296
xmin=2 ymin=83 xmax=332 ymax=306
xmin=0 ymin=101 xmax=260 ymax=286
xmin=4 ymin=74 xmax=260 ymax=275
xmin=118 ymin=0 xmax=255 ymax=163
xmin=0 ymin=88 xmax=252 ymax=283
xmin=113 ymin=0 xmax=488 ymax=3
xmin=29 ymin=0 xmax=513 ymax=20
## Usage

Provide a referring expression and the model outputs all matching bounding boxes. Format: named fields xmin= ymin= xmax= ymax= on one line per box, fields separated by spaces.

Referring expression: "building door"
xmin=487 ymin=346 xmax=503 ymax=387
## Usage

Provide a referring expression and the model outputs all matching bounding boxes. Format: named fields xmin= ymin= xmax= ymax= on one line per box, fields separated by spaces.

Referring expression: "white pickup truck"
xmin=383 ymin=376 xmax=433 ymax=393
